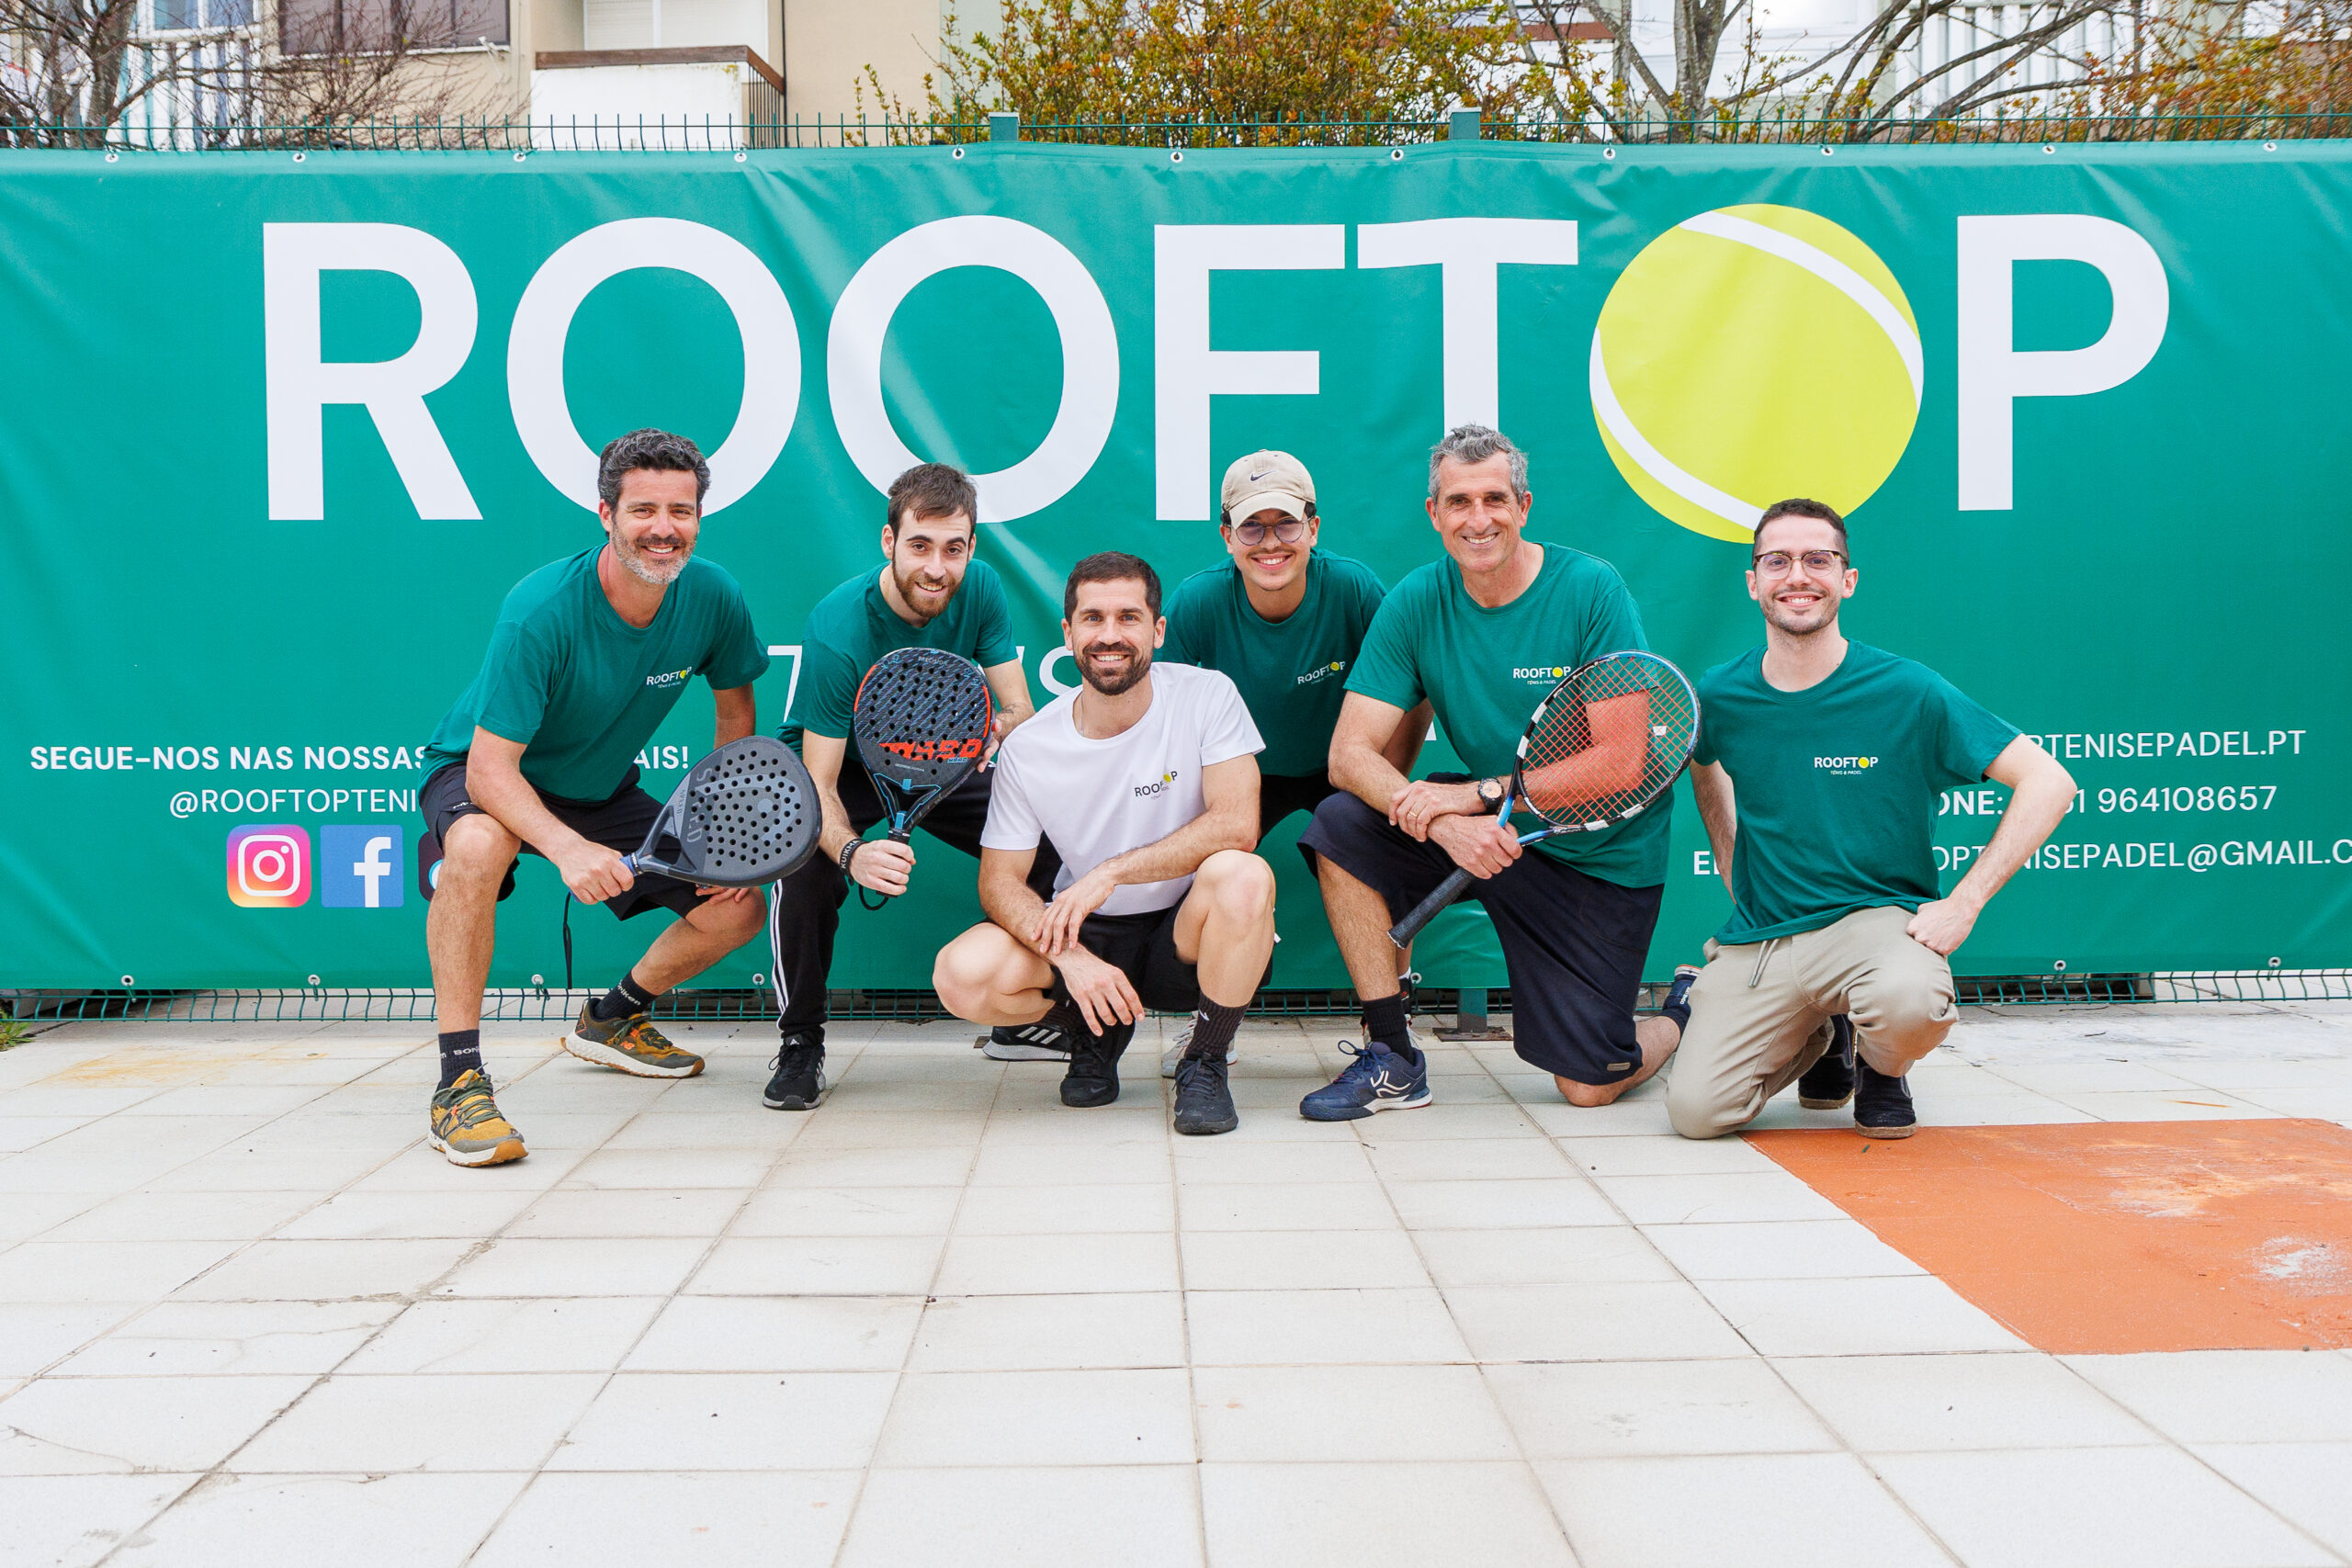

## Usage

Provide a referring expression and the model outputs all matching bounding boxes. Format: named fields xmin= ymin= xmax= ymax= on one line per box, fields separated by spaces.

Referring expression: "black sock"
xmin=1184 ymin=998 xmax=1246 ymax=1062
xmin=592 ymin=973 xmax=658 ymax=1022
xmin=437 ymin=1029 xmax=482 ymax=1089
xmin=1658 ymin=969 xmax=1698 ymax=1035
xmin=1363 ymin=993 xmax=1415 ymax=1063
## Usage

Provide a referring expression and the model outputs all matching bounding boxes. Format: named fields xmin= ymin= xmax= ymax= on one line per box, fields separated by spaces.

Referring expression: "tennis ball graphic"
xmin=1590 ymin=205 xmax=1922 ymax=544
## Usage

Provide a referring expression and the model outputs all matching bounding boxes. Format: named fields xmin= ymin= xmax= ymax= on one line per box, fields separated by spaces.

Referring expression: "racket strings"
xmin=678 ymin=751 xmax=815 ymax=877
xmin=1515 ymin=657 xmax=1698 ymax=827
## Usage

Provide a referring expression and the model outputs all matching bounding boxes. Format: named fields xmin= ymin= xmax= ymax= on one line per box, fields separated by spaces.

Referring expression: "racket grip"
xmin=1388 ymin=867 xmax=1475 ymax=948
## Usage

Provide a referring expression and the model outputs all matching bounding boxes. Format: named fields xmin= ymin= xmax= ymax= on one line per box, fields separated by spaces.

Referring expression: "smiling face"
xmin=1221 ymin=506 xmax=1317 ymax=597
xmin=1747 ymin=513 xmax=1858 ymax=636
xmin=1063 ymin=576 xmax=1163 ymax=697
xmin=883 ymin=510 xmax=975 ymax=623
xmin=600 ymin=468 xmax=702 ymax=586
xmin=1426 ymin=453 xmax=1529 ymax=576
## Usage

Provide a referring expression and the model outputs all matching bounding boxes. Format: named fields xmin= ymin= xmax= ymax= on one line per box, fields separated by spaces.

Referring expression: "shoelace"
xmin=442 ymin=1077 xmax=506 ymax=1131
xmin=770 ymin=1041 xmax=821 ymax=1076
xmin=1332 ymin=1041 xmax=1388 ymax=1086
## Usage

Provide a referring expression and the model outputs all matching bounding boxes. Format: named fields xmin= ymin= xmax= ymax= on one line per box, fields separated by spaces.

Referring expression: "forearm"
xmin=1379 ymin=703 xmax=1432 ymax=776
xmin=468 ymin=759 xmax=584 ymax=856
xmin=1331 ymin=738 xmax=1415 ymax=817
xmin=979 ymin=867 xmax=1052 ymax=955
xmin=1691 ymin=765 xmax=1737 ymax=899
xmin=1093 ymin=807 xmax=1256 ymax=889
xmin=1949 ymin=773 xmax=2074 ymax=914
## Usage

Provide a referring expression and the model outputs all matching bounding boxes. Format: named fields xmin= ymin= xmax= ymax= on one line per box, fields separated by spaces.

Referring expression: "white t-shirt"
xmin=982 ymin=661 xmax=1264 ymax=915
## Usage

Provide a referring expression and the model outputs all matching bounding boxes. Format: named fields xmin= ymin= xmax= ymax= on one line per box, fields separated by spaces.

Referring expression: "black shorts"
xmin=419 ymin=761 xmax=707 ymax=921
xmin=1260 ymin=770 xmax=1340 ymax=872
xmin=1066 ymin=904 xmax=1201 ymax=1014
xmin=1299 ymin=790 xmax=1665 ymax=1084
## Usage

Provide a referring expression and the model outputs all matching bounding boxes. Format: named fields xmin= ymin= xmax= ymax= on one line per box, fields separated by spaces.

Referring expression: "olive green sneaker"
xmin=428 ymin=1070 xmax=527 ymax=1168
xmin=564 ymin=1002 xmax=706 ymax=1078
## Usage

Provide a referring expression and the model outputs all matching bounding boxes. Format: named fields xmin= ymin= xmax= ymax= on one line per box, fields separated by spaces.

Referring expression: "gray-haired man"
xmin=1297 ymin=425 xmax=1691 ymax=1120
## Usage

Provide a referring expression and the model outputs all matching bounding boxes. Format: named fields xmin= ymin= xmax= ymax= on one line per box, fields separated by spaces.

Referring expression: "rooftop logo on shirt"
xmin=1295 ymin=659 xmax=1348 ymax=687
xmin=1134 ymin=768 xmax=1180 ymax=797
xmin=645 ymin=667 xmax=693 ymax=690
xmin=1512 ymin=664 xmax=1572 ymax=684
xmin=1815 ymin=755 xmax=1882 ymax=775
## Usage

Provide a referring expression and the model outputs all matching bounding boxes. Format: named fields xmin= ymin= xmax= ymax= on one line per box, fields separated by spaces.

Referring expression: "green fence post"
xmin=989 ymin=111 xmax=1020 ymax=142
xmin=1449 ymin=107 xmax=1482 ymax=141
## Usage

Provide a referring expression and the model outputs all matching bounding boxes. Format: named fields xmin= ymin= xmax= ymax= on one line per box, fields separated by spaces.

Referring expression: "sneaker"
xmin=1854 ymin=1061 xmax=1917 ymax=1138
xmin=1159 ymin=1020 xmax=1238 ymax=1077
xmin=565 ymin=1001 xmax=706 ymax=1078
xmin=985 ymin=1021 xmax=1074 ymax=1062
xmin=1171 ymin=1050 xmax=1239 ymax=1135
xmin=1798 ymin=1013 xmax=1857 ymax=1109
xmin=1060 ymin=1022 xmax=1133 ymax=1108
xmin=1299 ymin=1040 xmax=1431 ymax=1122
xmin=763 ymin=1031 xmax=827 ymax=1111
xmin=427 ymin=1069 xmax=526 ymax=1167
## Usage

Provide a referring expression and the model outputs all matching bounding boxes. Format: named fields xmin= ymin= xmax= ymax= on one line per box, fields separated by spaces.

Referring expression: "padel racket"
xmin=621 ymin=734 xmax=820 ymax=888
xmin=1386 ymin=650 xmax=1698 ymax=947
xmin=851 ymin=647 xmax=996 ymax=908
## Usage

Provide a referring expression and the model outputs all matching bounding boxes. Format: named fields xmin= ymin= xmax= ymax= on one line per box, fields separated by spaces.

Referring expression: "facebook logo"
xmin=322 ymin=825 xmax=404 ymax=908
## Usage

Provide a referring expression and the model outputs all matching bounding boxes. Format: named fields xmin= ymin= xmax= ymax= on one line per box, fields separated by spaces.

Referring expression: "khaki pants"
xmin=1666 ymin=905 xmax=1958 ymax=1141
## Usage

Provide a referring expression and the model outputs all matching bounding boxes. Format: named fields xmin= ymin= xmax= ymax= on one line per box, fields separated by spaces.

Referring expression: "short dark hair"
xmin=1754 ymin=497 xmax=1848 ymax=554
xmin=597 ymin=428 xmax=709 ymax=508
xmin=1063 ymin=551 xmax=1162 ymax=619
xmin=886 ymin=462 xmax=978 ymax=536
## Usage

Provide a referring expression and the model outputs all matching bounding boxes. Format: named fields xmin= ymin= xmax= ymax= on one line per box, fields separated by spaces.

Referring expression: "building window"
xmin=278 ymin=0 xmax=510 ymax=53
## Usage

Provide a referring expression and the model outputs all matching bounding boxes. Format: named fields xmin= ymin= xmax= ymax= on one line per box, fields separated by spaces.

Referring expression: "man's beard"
xmin=1081 ymin=639 xmax=1152 ymax=697
xmin=891 ymin=559 xmax=954 ymax=622
xmin=612 ymin=529 xmax=692 ymax=587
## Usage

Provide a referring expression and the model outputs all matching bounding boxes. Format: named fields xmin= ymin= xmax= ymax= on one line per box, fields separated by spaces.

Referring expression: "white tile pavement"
xmin=0 ymin=1003 xmax=2344 ymax=1565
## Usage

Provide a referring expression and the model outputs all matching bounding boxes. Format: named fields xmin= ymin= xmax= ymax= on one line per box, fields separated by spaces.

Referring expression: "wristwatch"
xmin=1475 ymin=777 xmax=1506 ymax=815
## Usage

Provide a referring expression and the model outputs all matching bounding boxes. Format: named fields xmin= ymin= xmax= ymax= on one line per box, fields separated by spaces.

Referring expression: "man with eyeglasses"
xmin=1668 ymin=497 xmax=2075 ymax=1140
xmin=1151 ymin=450 xmax=1430 ymax=1077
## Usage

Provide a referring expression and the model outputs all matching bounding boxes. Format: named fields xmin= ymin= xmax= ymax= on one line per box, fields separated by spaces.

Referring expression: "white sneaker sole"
xmin=427 ymin=1130 xmax=526 ymax=1167
xmin=563 ymin=1032 xmax=705 ymax=1078
xmin=982 ymin=1039 xmax=1071 ymax=1062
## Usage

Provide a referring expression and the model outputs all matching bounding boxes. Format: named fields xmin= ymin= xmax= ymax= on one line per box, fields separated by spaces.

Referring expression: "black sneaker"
xmin=983 ymin=1021 xmax=1073 ymax=1062
xmin=1854 ymin=1061 xmax=1917 ymax=1138
xmin=1171 ymin=1051 xmax=1239 ymax=1135
xmin=1059 ymin=1022 xmax=1132 ymax=1108
xmin=1798 ymin=1014 xmax=1857 ymax=1109
xmin=763 ymin=1031 xmax=828 ymax=1111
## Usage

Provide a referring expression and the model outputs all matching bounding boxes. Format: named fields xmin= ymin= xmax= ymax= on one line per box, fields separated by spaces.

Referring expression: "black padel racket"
xmin=622 ymin=734 xmax=820 ymax=888
xmin=851 ymin=647 xmax=996 ymax=908
xmin=1387 ymin=650 xmax=1698 ymax=947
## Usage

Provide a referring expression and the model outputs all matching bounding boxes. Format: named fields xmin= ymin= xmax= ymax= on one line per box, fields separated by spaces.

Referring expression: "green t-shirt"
xmin=424 ymin=548 xmax=769 ymax=801
xmin=1347 ymin=543 xmax=1669 ymax=888
xmin=1160 ymin=553 xmax=1387 ymax=777
xmin=1693 ymin=640 xmax=2021 ymax=944
xmin=782 ymin=558 xmax=1017 ymax=748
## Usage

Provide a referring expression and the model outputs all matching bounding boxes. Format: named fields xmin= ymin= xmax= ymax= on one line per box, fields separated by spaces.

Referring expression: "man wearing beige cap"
xmin=1157 ymin=450 xmax=1429 ymax=1074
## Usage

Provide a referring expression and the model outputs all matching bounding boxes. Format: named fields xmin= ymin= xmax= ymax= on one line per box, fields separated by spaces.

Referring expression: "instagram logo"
xmin=226 ymin=826 xmax=311 ymax=908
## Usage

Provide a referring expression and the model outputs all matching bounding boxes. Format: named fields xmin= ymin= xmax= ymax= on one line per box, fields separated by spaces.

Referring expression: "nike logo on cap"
xmin=1249 ymin=469 xmax=1270 ymax=482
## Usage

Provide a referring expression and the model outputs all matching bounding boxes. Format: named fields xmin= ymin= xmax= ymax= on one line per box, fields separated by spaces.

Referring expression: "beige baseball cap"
xmin=1220 ymin=450 xmax=1315 ymax=525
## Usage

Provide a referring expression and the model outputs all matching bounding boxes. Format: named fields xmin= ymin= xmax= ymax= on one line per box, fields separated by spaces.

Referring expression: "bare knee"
xmin=933 ymin=928 xmax=1022 ymax=1020
xmin=1198 ymin=850 xmax=1275 ymax=924
xmin=687 ymin=890 xmax=767 ymax=946
xmin=1555 ymin=1076 xmax=1623 ymax=1108
xmin=438 ymin=814 xmax=518 ymax=886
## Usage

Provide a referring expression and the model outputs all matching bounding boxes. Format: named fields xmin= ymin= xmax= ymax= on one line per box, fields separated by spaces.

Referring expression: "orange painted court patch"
xmin=1747 ymin=1120 xmax=2352 ymax=1353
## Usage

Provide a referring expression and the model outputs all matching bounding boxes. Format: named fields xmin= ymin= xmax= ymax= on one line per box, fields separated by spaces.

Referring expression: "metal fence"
xmin=6 ymin=107 xmax=2351 ymax=152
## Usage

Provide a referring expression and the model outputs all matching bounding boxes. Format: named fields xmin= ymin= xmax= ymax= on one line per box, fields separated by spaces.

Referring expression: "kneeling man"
xmin=1670 ymin=498 xmax=2075 ymax=1140
xmin=933 ymin=552 xmax=1276 ymax=1136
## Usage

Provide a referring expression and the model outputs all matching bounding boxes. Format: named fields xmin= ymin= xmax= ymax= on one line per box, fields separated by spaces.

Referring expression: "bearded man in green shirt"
xmin=1155 ymin=449 xmax=1430 ymax=1077
xmin=1670 ymin=498 xmax=2076 ymax=1140
xmin=418 ymin=429 xmax=772 ymax=1168
xmin=1297 ymin=424 xmax=1694 ymax=1120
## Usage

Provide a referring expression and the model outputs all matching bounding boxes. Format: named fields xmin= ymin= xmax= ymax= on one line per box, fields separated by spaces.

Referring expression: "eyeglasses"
xmin=1750 ymin=549 xmax=1849 ymax=577
xmin=1229 ymin=516 xmax=1307 ymax=547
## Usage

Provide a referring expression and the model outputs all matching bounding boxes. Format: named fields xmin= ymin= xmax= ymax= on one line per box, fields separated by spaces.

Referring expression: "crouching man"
xmin=933 ymin=552 xmax=1276 ymax=1136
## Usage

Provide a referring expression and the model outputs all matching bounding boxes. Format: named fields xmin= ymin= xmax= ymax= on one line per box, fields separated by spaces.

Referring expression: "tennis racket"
xmin=1386 ymin=650 xmax=1698 ymax=947
xmin=621 ymin=734 xmax=820 ymax=888
xmin=850 ymin=647 xmax=996 ymax=908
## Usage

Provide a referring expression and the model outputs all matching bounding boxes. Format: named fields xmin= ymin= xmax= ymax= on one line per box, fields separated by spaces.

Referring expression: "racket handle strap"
xmin=1388 ymin=867 xmax=1475 ymax=948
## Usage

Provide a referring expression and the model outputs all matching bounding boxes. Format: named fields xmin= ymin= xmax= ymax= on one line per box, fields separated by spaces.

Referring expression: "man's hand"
xmin=549 ymin=839 xmax=634 ymax=904
xmin=1430 ymin=812 xmax=1522 ymax=879
xmin=696 ymin=884 xmax=756 ymax=904
xmin=1905 ymin=897 xmax=1979 ymax=956
xmin=1057 ymin=946 xmax=1141 ymax=1035
xmin=1034 ymin=870 xmax=1114 ymax=956
xmin=848 ymin=839 xmax=916 ymax=897
xmin=1391 ymin=778 xmax=1484 ymax=841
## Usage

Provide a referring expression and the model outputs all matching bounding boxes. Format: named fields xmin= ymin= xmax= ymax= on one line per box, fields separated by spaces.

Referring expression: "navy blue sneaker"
xmin=1299 ymin=1041 xmax=1431 ymax=1122
xmin=1798 ymin=1014 xmax=1857 ymax=1110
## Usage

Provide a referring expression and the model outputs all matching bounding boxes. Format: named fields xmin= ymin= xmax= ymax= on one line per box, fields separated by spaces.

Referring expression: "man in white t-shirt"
xmin=933 ymin=552 xmax=1278 ymax=1136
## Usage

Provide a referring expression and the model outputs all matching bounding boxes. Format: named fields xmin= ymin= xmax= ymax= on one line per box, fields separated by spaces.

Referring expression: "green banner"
xmin=5 ymin=139 xmax=2348 ymax=993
